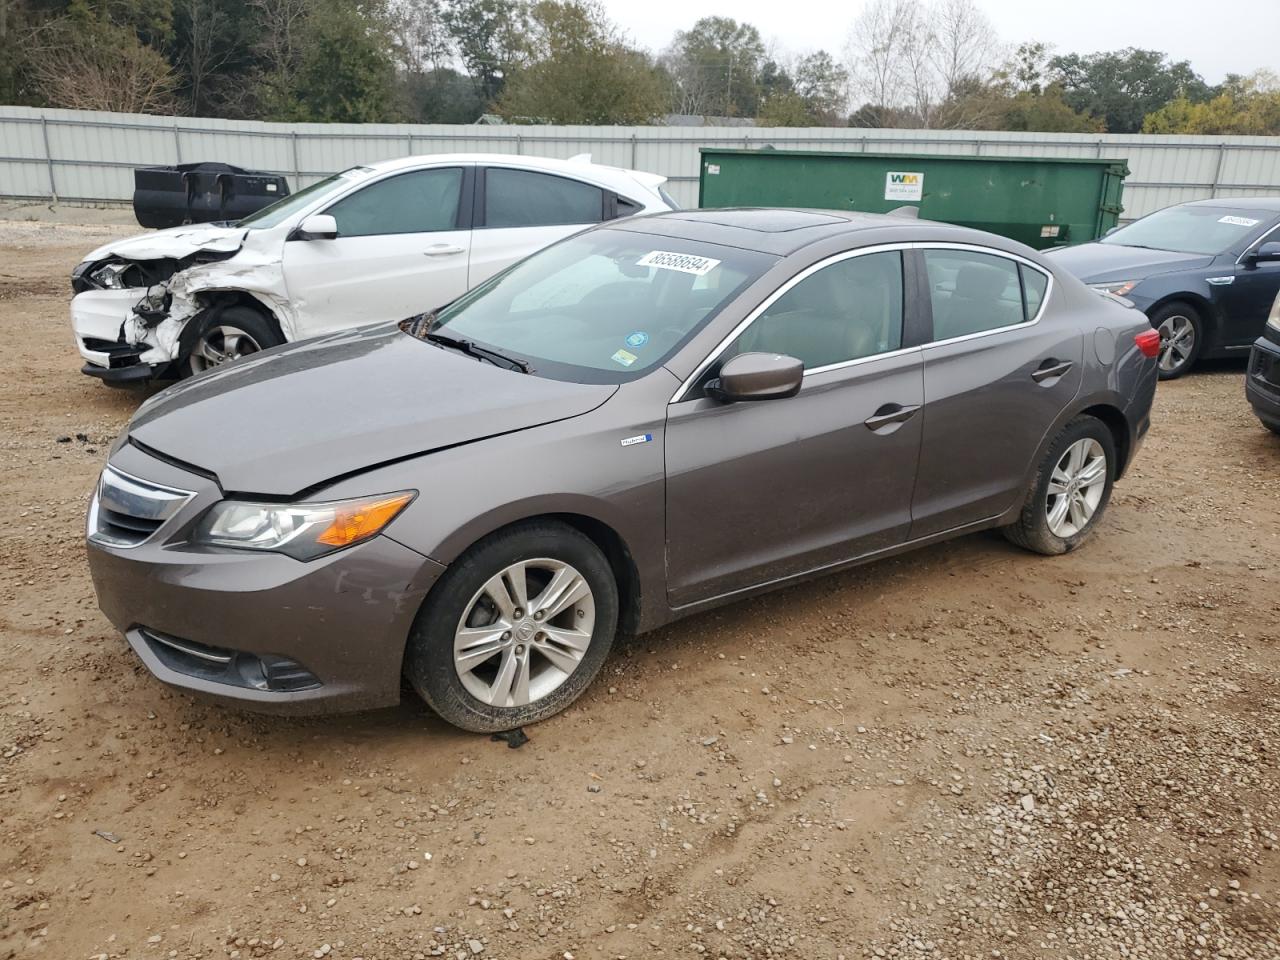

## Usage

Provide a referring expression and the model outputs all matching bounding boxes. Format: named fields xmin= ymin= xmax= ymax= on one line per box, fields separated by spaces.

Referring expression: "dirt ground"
xmin=1 ymin=218 xmax=1278 ymax=960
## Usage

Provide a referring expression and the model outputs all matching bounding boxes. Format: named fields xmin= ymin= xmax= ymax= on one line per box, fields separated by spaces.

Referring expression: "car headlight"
xmin=90 ymin=261 xmax=132 ymax=289
xmin=194 ymin=491 xmax=415 ymax=560
xmin=1089 ymin=279 xmax=1140 ymax=297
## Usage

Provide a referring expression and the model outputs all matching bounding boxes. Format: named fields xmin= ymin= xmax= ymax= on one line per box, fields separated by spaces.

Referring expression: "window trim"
xmin=315 ymin=165 xmax=471 ymax=238
xmin=917 ymin=242 xmax=1054 ymax=348
xmin=670 ymin=243 xmax=914 ymax=404
xmin=475 ymin=166 xmax=608 ymax=230
xmin=670 ymin=241 xmax=1055 ymax=404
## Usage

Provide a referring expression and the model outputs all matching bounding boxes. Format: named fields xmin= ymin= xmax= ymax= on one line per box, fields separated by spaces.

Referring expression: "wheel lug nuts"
xmin=515 ymin=644 xmax=525 ymax=655
xmin=514 ymin=608 xmax=523 ymax=618
xmin=533 ymin=611 xmax=543 ymax=620
xmin=502 ymin=631 xmax=511 ymax=640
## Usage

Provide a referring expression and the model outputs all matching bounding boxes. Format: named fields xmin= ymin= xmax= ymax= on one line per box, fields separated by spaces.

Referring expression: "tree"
xmin=173 ymin=0 xmax=257 ymax=115
xmin=792 ymin=50 xmax=848 ymax=124
xmin=663 ymin=16 xmax=765 ymax=118
xmin=288 ymin=0 xmax=400 ymax=121
xmin=498 ymin=0 xmax=665 ymax=123
xmin=249 ymin=0 xmax=309 ymax=118
xmin=24 ymin=10 xmax=179 ymax=112
xmin=441 ymin=0 xmax=529 ymax=105
xmin=843 ymin=0 xmax=1000 ymax=128
xmin=1049 ymin=47 xmax=1211 ymax=133
xmin=1143 ymin=71 xmax=1280 ymax=135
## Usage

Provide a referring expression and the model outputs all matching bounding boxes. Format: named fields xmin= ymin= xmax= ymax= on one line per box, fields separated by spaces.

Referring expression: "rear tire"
xmin=404 ymin=521 xmax=618 ymax=733
xmin=1003 ymin=416 xmax=1116 ymax=556
xmin=180 ymin=305 xmax=282 ymax=377
xmin=1150 ymin=301 xmax=1202 ymax=380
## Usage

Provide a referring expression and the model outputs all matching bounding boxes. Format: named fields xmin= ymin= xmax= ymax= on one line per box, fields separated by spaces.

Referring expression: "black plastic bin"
xmin=132 ymin=162 xmax=290 ymax=228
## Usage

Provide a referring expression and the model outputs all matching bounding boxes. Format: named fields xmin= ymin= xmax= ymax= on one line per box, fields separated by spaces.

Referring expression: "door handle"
xmin=1031 ymin=359 xmax=1073 ymax=383
xmin=864 ymin=403 xmax=920 ymax=433
xmin=424 ymin=245 xmax=465 ymax=257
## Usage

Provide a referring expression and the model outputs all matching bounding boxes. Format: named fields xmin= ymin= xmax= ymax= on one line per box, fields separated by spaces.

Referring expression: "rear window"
xmin=1020 ymin=265 xmax=1049 ymax=320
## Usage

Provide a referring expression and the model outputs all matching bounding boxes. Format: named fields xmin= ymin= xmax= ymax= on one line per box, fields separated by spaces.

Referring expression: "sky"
xmin=604 ymin=0 xmax=1279 ymax=85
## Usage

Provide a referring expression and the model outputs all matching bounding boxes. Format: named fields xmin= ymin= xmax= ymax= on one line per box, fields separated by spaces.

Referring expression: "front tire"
xmin=404 ymin=521 xmax=619 ymax=733
xmin=181 ymin=305 xmax=282 ymax=377
xmin=1151 ymin=301 xmax=1202 ymax=380
xmin=1003 ymin=416 xmax=1116 ymax=556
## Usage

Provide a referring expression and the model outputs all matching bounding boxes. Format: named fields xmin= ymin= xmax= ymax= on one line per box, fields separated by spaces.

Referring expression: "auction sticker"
xmin=1219 ymin=215 xmax=1260 ymax=227
xmin=611 ymin=348 xmax=638 ymax=367
xmin=638 ymin=250 xmax=721 ymax=276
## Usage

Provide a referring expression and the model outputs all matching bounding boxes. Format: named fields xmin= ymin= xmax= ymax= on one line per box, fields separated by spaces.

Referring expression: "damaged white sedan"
xmin=71 ymin=153 xmax=675 ymax=384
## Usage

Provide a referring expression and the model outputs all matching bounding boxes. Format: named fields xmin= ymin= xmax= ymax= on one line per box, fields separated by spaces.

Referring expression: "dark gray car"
xmin=86 ymin=209 xmax=1160 ymax=732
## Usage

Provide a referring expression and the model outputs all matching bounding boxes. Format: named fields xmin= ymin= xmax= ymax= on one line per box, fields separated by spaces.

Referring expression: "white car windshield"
xmin=239 ymin=167 xmax=374 ymax=230
xmin=1101 ymin=205 xmax=1275 ymax=256
xmin=423 ymin=230 xmax=774 ymax=383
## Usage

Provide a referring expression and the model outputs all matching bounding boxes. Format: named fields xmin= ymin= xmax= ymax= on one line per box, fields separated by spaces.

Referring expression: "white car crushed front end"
xmin=71 ymin=224 xmax=290 ymax=384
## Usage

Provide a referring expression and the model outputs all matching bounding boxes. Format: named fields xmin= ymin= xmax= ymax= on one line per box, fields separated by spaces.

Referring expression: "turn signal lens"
xmin=316 ymin=493 xmax=414 ymax=547
xmin=1135 ymin=329 xmax=1161 ymax=358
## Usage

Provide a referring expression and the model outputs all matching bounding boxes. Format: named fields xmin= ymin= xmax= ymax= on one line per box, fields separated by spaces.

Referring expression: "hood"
xmin=82 ymin=223 xmax=247 ymax=264
xmin=128 ymin=323 xmax=616 ymax=496
xmin=1044 ymin=241 xmax=1215 ymax=284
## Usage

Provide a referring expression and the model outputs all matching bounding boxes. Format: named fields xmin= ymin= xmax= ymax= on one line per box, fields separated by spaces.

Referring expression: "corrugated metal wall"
xmin=4 ymin=105 xmax=1280 ymax=221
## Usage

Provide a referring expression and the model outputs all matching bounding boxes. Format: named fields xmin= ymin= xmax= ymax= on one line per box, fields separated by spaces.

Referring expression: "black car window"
xmin=722 ymin=251 xmax=905 ymax=370
xmin=616 ymin=196 xmax=642 ymax=218
xmin=924 ymin=250 xmax=1025 ymax=340
xmin=1101 ymin=205 xmax=1277 ymax=256
xmin=484 ymin=168 xmax=604 ymax=228
xmin=1020 ymin=264 xmax=1049 ymax=321
xmin=326 ymin=168 xmax=462 ymax=237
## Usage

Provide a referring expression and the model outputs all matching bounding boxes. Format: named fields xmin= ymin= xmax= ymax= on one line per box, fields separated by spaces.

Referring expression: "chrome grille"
xmin=89 ymin=466 xmax=194 ymax=547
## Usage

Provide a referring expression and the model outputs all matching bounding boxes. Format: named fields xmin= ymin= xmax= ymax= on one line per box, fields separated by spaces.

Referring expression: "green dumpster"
xmin=697 ymin=148 xmax=1128 ymax=250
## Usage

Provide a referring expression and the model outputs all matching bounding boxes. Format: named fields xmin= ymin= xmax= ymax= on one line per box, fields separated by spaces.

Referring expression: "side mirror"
xmin=1247 ymin=240 xmax=1280 ymax=265
xmin=296 ymin=214 xmax=337 ymax=241
xmin=705 ymin=352 xmax=804 ymax=403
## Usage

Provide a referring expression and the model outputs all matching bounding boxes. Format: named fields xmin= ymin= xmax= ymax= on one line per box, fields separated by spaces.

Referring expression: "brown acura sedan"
xmin=87 ymin=209 xmax=1159 ymax=732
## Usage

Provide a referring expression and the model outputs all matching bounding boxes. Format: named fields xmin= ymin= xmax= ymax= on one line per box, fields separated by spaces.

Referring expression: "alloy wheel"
xmin=1045 ymin=438 xmax=1107 ymax=539
xmin=453 ymin=558 xmax=595 ymax=708
xmin=188 ymin=324 xmax=264 ymax=374
xmin=1157 ymin=315 xmax=1195 ymax=374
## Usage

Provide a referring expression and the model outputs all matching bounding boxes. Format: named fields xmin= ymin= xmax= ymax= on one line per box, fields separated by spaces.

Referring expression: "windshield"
xmin=422 ymin=230 xmax=774 ymax=383
xmin=1101 ymin=205 xmax=1275 ymax=256
xmin=239 ymin=167 xmax=373 ymax=229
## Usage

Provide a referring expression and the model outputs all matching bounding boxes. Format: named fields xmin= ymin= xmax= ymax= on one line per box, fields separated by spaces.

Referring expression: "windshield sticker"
xmin=611 ymin=348 xmax=638 ymax=367
xmin=638 ymin=250 xmax=722 ymax=276
xmin=1219 ymin=215 xmax=1260 ymax=227
xmin=625 ymin=331 xmax=649 ymax=348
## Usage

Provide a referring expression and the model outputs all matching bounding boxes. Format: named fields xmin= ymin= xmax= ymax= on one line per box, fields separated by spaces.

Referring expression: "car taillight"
xmin=1135 ymin=329 xmax=1161 ymax=358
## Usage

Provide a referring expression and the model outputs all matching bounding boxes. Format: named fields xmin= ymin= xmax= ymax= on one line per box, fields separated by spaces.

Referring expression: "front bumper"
xmin=72 ymin=289 xmax=163 ymax=383
xmin=1245 ymin=333 xmax=1280 ymax=431
xmin=86 ymin=442 xmax=444 ymax=714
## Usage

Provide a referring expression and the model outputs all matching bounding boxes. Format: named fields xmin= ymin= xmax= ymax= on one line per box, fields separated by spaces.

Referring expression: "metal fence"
xmin=4 ymin=105 xmax=1280 ymax=221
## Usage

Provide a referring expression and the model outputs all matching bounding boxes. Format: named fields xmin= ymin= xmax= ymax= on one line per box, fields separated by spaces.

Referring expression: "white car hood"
xmin=82 ymin=223 xmax=248 ymax=263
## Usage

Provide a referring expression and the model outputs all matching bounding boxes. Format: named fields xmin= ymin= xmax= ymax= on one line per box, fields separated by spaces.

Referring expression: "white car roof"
xmin=359 ymin=152 xmax=667 ymax=196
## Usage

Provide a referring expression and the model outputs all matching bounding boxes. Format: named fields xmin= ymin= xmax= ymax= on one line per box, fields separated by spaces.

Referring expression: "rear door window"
xmin=484 ymin=168 xmax=604 ymax=228
xmin=923 ymin=250 xmax=1026 ymax=340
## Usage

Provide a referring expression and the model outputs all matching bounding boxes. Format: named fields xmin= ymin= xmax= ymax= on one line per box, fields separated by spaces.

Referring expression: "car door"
xmin=664 ymin=248 xmax=925 ymax=607
xmin=280 ymin=165 xmax=472 ymax=336
xmin=468 ymin=166 xmax=607 ymax=288
xmin=1221 ymin=221 xmax=1280 ymax=349
xmin=909 ymin=246 xmax=1082 ymax=540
